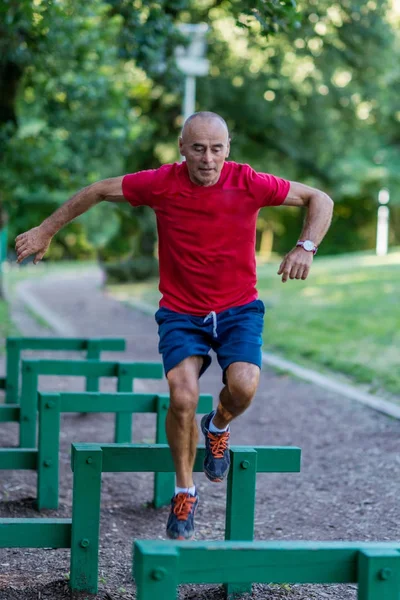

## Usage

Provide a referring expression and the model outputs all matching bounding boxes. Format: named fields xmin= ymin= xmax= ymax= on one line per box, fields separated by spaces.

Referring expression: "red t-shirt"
xmin=122 ymin=161 xmax=289 ymax=315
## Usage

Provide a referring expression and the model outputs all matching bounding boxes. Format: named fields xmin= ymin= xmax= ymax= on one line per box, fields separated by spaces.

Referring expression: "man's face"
xmin=179 ymin=118 xmax=230 ymax=187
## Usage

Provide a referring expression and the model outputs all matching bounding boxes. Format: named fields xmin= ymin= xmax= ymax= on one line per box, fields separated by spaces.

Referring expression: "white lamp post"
xmin=175 ymin=23 xmax=209 ymax=121
xmin=376 ymin=188 xmax=390 ymax=256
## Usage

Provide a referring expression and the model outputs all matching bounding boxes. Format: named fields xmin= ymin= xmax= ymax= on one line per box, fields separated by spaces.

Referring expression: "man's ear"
xmin=178 ymin=136 xmax=185 ymax=156
xmin=226 ymin=139 xmax=231 ymax=158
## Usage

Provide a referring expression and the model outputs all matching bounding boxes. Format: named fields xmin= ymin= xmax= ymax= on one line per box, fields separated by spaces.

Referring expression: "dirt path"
xmin=1 ymin=268 xmax=399 ymax=600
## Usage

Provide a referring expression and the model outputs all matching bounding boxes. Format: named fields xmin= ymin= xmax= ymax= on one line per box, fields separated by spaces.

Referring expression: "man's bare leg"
xmin=212 ymin=362 xmax=260 ymax=429
xmin=201 ymin=361 xmax=260 ymax=482
xmin=166 ymin=356 xmax=203 ymax=488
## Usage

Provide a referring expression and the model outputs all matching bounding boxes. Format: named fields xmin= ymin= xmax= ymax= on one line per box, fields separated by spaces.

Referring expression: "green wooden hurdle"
xmin=36 ymin=391 xmax=213 ymax=510
xmin=134 ymin=541 xmax=400 ymax=600
xmin=0 ymin=358 xmax=163 ymax=447
xmin=0 ymin=337 xmax=125 ymax=404
xmin=0 ymin=392 xmax=212 ymax=509
xmin=69 ymin=443 xmax=301 ymax=593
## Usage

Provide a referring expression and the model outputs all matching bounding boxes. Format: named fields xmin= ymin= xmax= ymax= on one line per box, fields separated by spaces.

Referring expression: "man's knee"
xmin=225 ymin=363 xmax=260 ymax=408
xmin=167 ymin=356 xmax=202 ymax=417
xmin=167 ymin=363 xmax=200 ymax=417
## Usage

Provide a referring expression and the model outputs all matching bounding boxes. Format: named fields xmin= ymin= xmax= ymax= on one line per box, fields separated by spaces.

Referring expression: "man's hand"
xmin=277 ymin=247 xmax=314 ymax=283
xmin=15 ymin=226 xmax=53 ymax=264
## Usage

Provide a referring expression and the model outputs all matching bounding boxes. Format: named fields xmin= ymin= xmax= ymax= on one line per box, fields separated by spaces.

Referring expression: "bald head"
xmin=181 ymin=111 xmax=230 ymax=142
xmin=179 ymin=112 xmax=230 ymax=187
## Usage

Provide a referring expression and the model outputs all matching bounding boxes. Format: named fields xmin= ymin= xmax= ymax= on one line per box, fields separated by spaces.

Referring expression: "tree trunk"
xmin=0 ymin=60 xmax=22 ymax=128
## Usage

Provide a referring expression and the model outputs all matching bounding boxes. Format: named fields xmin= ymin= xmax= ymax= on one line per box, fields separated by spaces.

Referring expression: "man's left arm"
xmin=277 ymin=181 xmax=334 ymax=283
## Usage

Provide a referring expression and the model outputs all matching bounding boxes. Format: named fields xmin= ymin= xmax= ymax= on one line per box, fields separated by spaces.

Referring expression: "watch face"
xmin=303 ymin=240 xmax=314 ymax=251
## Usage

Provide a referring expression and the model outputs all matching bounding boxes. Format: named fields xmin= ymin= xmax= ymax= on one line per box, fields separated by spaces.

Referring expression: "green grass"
xmin=258 ymin=250 xmax=400 ymax=397
xmin=108 ymin=249 xmax=400 ymax=397
xmin=0 ymin=297 xmax=19 ymax=353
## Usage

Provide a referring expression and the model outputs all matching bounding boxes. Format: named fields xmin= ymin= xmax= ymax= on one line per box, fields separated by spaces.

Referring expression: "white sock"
xmin=209 ymin=416 xmax=229 ymax=433
xmin=175 ymin=485 xmax=196 ymax=496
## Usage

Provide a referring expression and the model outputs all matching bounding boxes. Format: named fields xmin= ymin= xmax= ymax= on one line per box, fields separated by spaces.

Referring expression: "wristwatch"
xmin=296 ymin=240 xmax=318 ymax=255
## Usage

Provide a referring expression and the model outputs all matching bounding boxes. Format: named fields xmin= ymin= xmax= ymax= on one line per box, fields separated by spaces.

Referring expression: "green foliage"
xmin=0 ymin=0 xmax=301 ymax=272
xmin=197 ymin=0 xmax=400 ymax=254
xmin=103 ymin=255 xmax=159 ymax=282
xmin=1 ymin=1 xmax=141 ymax=258
xmin=228 ymin=0 xmax=300 ymax=36
xmin=1 ymin=0 xmax=399 ymax=273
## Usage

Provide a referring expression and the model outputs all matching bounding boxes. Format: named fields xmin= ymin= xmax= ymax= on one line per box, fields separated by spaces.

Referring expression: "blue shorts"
xmin=154 ymin=299 xmax=265 ymax=382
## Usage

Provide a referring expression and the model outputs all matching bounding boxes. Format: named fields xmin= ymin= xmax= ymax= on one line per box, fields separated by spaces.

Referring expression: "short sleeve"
xmin=246 ymin=166 xmax=290 ymax=208
xmin=122 ymin=170 xmax=159 ymax=207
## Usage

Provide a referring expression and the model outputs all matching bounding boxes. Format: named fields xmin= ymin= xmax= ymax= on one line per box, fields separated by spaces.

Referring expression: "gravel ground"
xmin=0 ymin=267 xmax=399 ymax=600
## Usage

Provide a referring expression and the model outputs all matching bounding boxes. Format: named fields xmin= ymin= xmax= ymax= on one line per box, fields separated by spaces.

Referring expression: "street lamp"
xmin=376 ymin=188 xmax=390 ymax=256
xmin=175 ymin=23 xmax=209 ymax=121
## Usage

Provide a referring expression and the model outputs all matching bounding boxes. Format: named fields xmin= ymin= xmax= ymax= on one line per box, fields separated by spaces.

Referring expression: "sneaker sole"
xmin=166 ymin=532 xmax=195 ymax=541
xmin=203 ymin=466 xmax=229 ymax=483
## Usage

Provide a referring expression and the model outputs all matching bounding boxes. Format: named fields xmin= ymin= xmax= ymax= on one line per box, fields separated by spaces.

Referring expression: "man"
xmin=15 ymin=111 xmax=333 ymax=540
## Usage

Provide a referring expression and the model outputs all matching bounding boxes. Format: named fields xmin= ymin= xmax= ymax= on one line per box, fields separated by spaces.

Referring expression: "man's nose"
xmin=202 ymin=149 xmax=213 ymax=163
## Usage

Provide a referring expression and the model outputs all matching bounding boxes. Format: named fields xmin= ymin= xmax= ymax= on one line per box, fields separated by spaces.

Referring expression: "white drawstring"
xmin=203 ymin=311 xmax=218 ymax=338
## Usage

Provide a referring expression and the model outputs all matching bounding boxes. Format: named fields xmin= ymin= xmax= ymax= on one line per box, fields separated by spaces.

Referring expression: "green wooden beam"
xmin=134 ymin=541 xmax=400 ymax=600
xmin=58 ymin=392 xmax=159 ymax=413
xmin=39 ymin=392 xmax=213 ymax=414
xmin=358 ymin=548 xmax=400 ymax=600
xmin=85 ymin=340 xmax=102 ymax=392
xmin=22 ymin=359 xmax=163 ymax=378
xmin=0 ymin=405 xmax=20 ymax=422
xmin=135 ymin=545 xmax=179 ymax=600
xmin=0 ymin=449 xmax=37 ymax=469
xmin=224 ymin=448 xmax=257 ymax=596
xmin=71 ymin=444 xmax=300 ymax=474
xmin=250 ymin=445 xmax=301 ymax=472
xmin=4 ymin=337 xmax=126 ymax=405
xmin=6 ymin=337 xmax=126 ymax=351
xmin=140 ymin=541 xmax=400 ymax=583
xmin=0 ymin=519 xmax=72 ymax=548
xmin=70 ymin=446 xmax=103 ymax=593
xmin=178 ymin=544 xmax=358 ymax=584
xmin=5 ymin=338 xmax=19 ymax=404
xmin=22 ymin=359 xmax=115 ymax=377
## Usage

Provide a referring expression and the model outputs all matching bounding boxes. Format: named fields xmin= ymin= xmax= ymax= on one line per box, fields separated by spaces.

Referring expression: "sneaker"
xmin=201 ymin=410 xmax=231 ymax=482
xmin=166 ymin=491 xmax=199 ymax=540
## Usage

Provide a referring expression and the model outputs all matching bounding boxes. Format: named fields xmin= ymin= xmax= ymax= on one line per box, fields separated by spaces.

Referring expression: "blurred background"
xmin=0 ymin=0 xmax=399 ymax=398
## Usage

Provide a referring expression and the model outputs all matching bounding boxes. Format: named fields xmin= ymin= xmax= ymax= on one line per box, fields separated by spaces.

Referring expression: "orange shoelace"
xmin=173 ymin=493 xmax=197 ymax=521
xmin=207 ymin=430 xmax=230 ymax=458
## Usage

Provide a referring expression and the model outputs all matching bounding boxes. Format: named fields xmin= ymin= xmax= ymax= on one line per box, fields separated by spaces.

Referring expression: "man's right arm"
xmin=15 ymin=176 xmax=126 ymax=264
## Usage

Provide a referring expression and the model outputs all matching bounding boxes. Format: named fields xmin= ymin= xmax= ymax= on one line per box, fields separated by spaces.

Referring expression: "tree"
xmin=0 ymin=0 xmax=301 ymax=282
xmin=3 ymin=1 xmax=398 ymax=279
xmin=197 ymin=0 xmax=400 ymax=254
